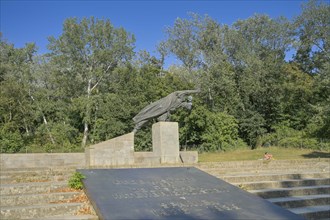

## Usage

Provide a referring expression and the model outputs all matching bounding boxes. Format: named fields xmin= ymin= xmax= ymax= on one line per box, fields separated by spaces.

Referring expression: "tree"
xmin=293 ymin=0 xmax=330 ymax=143
xmin=47 ymin=17 xmax=135 ymax=148
xmin=224 ymin=15 xmax=293 ymax=145
xmin=0 ymin=36 xmax=40 ymax=152
xmin=280 ymin=63 xmax=314 ymax=129
xmin=294 ymin=0 xmax=330 ymax=74
xmin=164 ymin=14 xmax=202 ymax=78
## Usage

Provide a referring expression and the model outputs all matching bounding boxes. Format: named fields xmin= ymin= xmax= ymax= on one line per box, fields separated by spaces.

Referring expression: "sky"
xmin=1 ymin=0 xmax=308 ymax=66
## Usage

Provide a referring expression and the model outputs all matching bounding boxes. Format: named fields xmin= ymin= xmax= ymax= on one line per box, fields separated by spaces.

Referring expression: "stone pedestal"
xmin=152 ymin=122 xmax=179 ymax=164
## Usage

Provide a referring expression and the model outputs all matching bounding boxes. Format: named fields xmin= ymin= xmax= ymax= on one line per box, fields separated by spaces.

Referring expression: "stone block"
xmin=87 ymin=132 xmax=134 ymax=167
xmin=152 ymin=122 xmax=179 ymax=164
xmin=134 ymin=152 xmax=161 ymax=165
xmin=179 ymin=151 xmax=198 ymax=163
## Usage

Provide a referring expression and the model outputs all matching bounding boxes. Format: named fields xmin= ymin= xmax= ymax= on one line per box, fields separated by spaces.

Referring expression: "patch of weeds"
xmin=238 ymin=184 xmax=248 ymax=191
xmin=68 ymin=172 xmax=86 ymax=190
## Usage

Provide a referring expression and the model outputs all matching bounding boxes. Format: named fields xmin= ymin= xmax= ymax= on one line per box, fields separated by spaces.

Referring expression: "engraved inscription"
xmin=112 ymin=177 xmax=193 ymax=185
xmin=112 ymin=178 xmax=229 ymax=199
xmin=151 ymin=200 xmax=241 ymax=217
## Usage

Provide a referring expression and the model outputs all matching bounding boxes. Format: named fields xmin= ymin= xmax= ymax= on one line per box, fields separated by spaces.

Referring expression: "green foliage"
xmin=261 ymin=122 xmax=329 ymax=150
xmin=239 ymin=111 xmax=267 ymax=148
xmin=0 ymin=129 xmax=24 ymax=153
xmin=294 ymin=0 xmax=330 ymax=74
xmin=175 ymin=105 xmax=246 ymax=152
xmin=1 ymin=3 xmax=329 ymax=153
xmin=134 ymin=126 xmax=152 ymax=152
xmin=68 ymin=172 xmax=86 ymax=190
xmin=201 ymin=111 xmax=247 ymax=152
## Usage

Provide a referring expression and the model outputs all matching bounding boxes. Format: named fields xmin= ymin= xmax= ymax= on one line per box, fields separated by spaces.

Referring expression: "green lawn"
xmin=198 ymin=147 xmax=330 ymax=162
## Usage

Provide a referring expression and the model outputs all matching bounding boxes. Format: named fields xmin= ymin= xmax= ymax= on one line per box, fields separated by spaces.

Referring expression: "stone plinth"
xmin=152 ymin=122 xmax=179 ymax=164
xmin=86 ymin=132 xmax=134 ymax=167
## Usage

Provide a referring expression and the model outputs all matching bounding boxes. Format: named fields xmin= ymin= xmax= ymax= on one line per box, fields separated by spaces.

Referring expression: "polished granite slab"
xmin=79 ymin=167 xmax=304 ymax=220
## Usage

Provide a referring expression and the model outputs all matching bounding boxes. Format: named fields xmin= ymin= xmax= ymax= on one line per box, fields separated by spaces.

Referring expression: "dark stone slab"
xmin=79 ymin=167 xmax=305 ymax=220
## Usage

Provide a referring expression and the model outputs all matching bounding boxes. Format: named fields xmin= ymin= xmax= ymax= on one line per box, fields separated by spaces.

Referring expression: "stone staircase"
xmin=0 ymin=167 xmax=98 ymax=220
xmin=197 ymin=159 xmax=330 ymax=220
xmin=1 ymin=158 xmax=329 ymax=219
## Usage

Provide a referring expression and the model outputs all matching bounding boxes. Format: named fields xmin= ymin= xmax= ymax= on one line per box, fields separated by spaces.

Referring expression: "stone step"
xmin=200 ymin=167 xmax=330 ymax=175
xmin=249 ymin=185 xmax=330 ymax=199
xmin=34 ymin=214 xmax=99 ymax=220
xmin=235 ymin=178 xmax=330 ymax=190
xmin=268 ymin=194 xmax=330 ymax=208
xmin=221 ymin=173 xmax=330 ymax=183
xmin=0 ymin=169 xmax=76 ymax=177
xmin=288 ymin=205 xmax=330 ymax=220
xmin=197 ymin=159 xmax=330 ymax=169
xmin=0 ymin=192 xmax=80 ymax=206
xmin=198 ymin=161 xmax=330 ymax=169
xmin=204 ymin=169 xmax=329 ymax=177
xmin=0 ymin=166 xmax=78 ymax=172
xmin=0 ymin=175 xmax=69 ymax=184
xmin=0 ymin=203 xmax=84 ymax=219
xmin=0 ymin=181 xmax=68 ymax=195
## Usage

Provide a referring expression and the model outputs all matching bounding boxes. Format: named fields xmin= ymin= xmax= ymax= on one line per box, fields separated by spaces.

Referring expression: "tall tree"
xmin=164 ymin=14 xmax=202 ymax=79
xmin=293 ymin=0 xmax=330 ymax=141
xmin=47 ymin=17 xmax=135 ymax=148
xmin=294 ymin=0 xmax=330 ymax=74
xmin=225 ymin=15 xmax=293 ymax=139
xmin=0 ymin=36 xmax=38 ymax=152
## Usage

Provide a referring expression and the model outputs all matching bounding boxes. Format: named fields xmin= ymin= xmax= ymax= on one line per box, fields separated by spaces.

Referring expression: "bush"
xmin=134 ymin=127 xmax=152 ymax=152
xmin=201 ymin=112 xmax=241 ymax=152
xmin=260 ymin=122 xmax=328 ymax=149
xmin=68 ymin=172 xmax=85 ymax=190
xmin=277 ymin=137 xmax=319 ymax=149
xmin=238 ymin=111 xmax=267 ymax=148
xmin=176 ymin=105 xmax=245 ymax=152
xmin=0 ymin=130 xmax=24 ymax=153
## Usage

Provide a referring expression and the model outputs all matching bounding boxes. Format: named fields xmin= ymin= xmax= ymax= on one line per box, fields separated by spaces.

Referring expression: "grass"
xmin=198 ymin=147 xmax=330 ymax=162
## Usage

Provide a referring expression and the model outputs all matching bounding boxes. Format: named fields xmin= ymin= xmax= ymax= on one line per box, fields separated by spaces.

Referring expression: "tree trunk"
xmin=23 ymin=118 xmax=30 ymax=136
xmin=82 ymin=121 xmax=89 ymax=149
xmin=43 ymin=115 xmax=55 ymax=144
xmin=81 ymin=79 xmax=92 ymax=148
xmin=28 ymin=95 xmax=55 ymax=145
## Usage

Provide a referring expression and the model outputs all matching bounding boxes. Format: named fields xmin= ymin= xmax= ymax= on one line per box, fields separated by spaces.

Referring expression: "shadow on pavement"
xmin=302 ymin=151 xmax=330 ymax=158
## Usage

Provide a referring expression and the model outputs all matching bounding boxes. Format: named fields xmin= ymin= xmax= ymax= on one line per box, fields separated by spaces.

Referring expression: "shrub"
xmin=201 ymin=112 xmax=241 ymax=152
xmin=0 ymin=130 xmax=24 ymax=153
xmin=176 ymin=105 xmax=244 ymax=152
xmin=260 ymin=121 xmax=328 ymax=149
xmin=68 ymin=172 xmax=85 ymax=190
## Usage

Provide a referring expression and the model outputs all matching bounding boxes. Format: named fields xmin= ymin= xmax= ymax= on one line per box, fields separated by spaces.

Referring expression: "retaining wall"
xmin=0 ymin=153 xmax=85 ymax=169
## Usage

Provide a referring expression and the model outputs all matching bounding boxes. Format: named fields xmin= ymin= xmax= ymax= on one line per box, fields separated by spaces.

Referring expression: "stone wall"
xmin=0 ymin=153 xmax=85 ymax=169
xmin=1 ymin=123 xmax=198 ymax=169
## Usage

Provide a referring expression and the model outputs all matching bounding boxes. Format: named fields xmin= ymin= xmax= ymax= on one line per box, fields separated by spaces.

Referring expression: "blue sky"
xmin=1 ymin=0 xmax=307 ymax=66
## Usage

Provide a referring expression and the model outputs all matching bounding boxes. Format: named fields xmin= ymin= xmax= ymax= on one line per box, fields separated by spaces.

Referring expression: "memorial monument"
xmin=85 ymin=90 xmax=199 ymax=167
xmin=82 ymin=90 xmax=304 ymax=220
xmin=132 ymin=90 xmax=199 ymax=132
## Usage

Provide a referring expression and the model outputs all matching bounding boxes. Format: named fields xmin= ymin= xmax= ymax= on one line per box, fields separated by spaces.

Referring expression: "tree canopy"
xmin=1 ymin=1 xmax=329 ymax=153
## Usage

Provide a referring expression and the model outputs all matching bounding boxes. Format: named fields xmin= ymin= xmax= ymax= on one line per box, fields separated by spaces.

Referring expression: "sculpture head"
xmin=182 ymin=96 xmax=193 ymax=110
